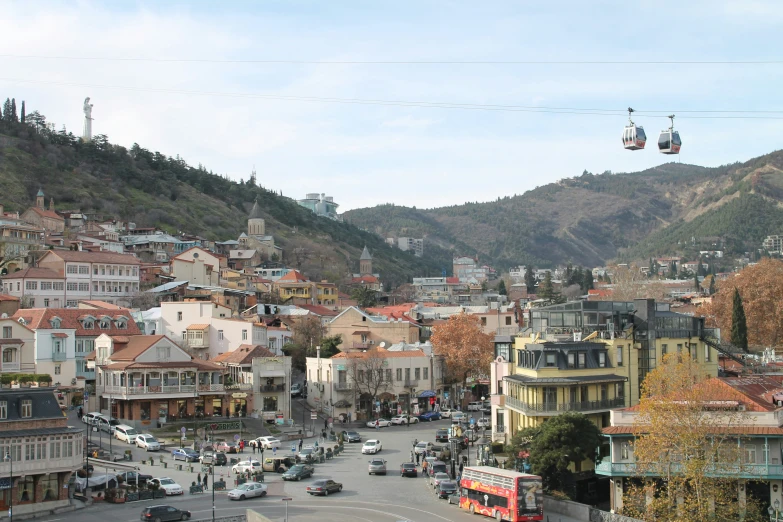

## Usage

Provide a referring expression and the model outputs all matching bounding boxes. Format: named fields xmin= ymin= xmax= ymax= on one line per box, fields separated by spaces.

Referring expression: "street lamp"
xmin=282 ymin=497 xmax=292 ymax=522
xmin=210 ymin=425 xmax=216 ymax=522
xmin=5 ymin=452 xmax=12 ymax=522
xmin=769 ymin=499 xmax=781 ymax=522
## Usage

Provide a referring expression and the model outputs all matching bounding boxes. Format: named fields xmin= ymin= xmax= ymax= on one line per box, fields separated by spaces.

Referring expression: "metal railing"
xmin=76 ymin=369 xmax=95 ymax=379
xmin=1 ymin=362 xmax=20 ymax=372
xmin=494 ymin=426 xmax=506 ymax=434
xmin=505 ymin=395 xmax=624 ymax=414
xmin=404 ymin=379 xmax=418 ymax=388
xmin=102 ymin=384 xmax=200 ymax=396
xmin=52 ymin=352 xmax=66 ymax=362
xmin=595 ymin=459 xmax=783 ymax=478
xmin=334 ymin=382 xmax=353 ymax=391
xmin=260 ymin=383 xmax=285 ymax=392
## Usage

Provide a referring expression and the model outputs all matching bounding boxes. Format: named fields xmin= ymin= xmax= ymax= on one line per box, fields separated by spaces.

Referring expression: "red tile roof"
xmin=26 ymin=207 xmax=64 ymax=221
xmin=277 ymin=270 xmax=309 ymax=283
xmin=297 ymin=304 xmax=339 ymax=317
xmin=0 ymin=267 xmax=62 ymax=280
xmin=445 ymin=277 xmax=460 ymax=284
xmin=351 ymin=275 xmax=379 ymax=284
xmin=12 ymin=308 xmax=141 ymax=337
xmin=213 ymin=344 xmax=275 ymax=365
xmin=105 ymin=360 xmax=223 ymax=371
xmin=108 ymin=335 xmax=167 ymax=361
xmin=332 ymin=347 xmax=426 ymax=359
xmin=41 ymin=250 xmax=141 ymax=265
xmin=0 ymin=294 xmax=20 ymax=302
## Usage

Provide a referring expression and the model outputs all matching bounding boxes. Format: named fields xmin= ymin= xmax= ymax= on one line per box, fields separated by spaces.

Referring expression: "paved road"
xmin=64 ymin=409 xmax=584 ymax=522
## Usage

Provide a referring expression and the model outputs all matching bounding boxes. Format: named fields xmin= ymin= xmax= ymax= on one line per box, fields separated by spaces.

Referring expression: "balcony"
xmin=1 ymin=362 xmax=20 ymax=372
xmin=260 ymin=383 xmax=286 ymax=392
xmin=404 ymin=379 xmax=418 ymax=388
xmin=76 ymin=369 xmax=95 ymax=380
xmin=334 ymin=382 xmax=353 ymax=391
xmin=102 ymin=384 xmax=200 ymax=399
xmin=352 ymin=342 xmax=371 ymax=349
xmin=595 ymin=459 xmax=783 ymax=479
xmin=52 ymin=351 xmax=67 ymax=362
xmin=494 ymin=426 xmax=506 ymax=434
xmin=504 ymin=395 xmax=625 ymax=416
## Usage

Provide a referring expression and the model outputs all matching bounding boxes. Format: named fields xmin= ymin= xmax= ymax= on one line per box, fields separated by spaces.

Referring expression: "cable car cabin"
xmin=623 ymin=125 xmax=646 ymax=150
xmin=658 ymin=129 xmax=681 ymax=154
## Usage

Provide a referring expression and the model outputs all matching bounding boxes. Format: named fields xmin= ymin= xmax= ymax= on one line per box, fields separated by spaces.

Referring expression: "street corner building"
xmin=0 ymin=387 xmax=83 ymax=518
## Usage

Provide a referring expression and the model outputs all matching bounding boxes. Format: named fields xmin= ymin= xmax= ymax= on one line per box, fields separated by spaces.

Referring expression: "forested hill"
xmin=0 ymin=101 xmax=449 ymax=287
xmin=344 ymin=150 xmax=783 ymax=269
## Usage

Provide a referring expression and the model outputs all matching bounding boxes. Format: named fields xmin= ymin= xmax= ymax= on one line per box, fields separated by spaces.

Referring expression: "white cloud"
xmin=381 ymin=115 xmax=436 ymax=129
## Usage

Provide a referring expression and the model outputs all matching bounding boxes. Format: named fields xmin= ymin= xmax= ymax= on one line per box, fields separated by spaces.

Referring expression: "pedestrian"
xmin=239 ymin=440 xmax=244 ymax=452
xmin=347 ymin=412 xmax=351 ymax=423
xmin=78 ymin=406 xmax=83 ymax=419
xmin=375 ymin=419 xmax=379 ymax=431
xmin=252 ymin=443 xmax=256 ymax=454
xmin=299 ymin=438 xmax=303 ymax=451
xmin=203 ymin=474 xmax=208 ymax=490
xmin=410 ymin=450 xmax=414 ymax=462
xmin=197 ymin=472 xmax=201 ymax=485
xmin=422 ymin=460 xmax=428 ymax=477
xmin=415 ymin=452 xmax=420 ymax=465
xmin=324 ymin=418 xmax=328 ymax=430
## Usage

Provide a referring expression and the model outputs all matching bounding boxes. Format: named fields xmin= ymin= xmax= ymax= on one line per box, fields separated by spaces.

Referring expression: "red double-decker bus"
xmin=459 ymin=466 xmax=543 ymax=521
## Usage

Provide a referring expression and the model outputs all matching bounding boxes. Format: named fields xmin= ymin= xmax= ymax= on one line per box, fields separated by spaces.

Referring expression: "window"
xmin=385 ymin=369 xmax=392 ymax=381
xmin=54 ymin=365 xmax=61 ymax=375
xmin=66 ymin=265 xmax=78 ymax=274
xmin=600 ymin=384 xmax=608 ymax=401
xmin=690 ymin=343 xmax=698 ymax=361
xmin=405 ymin=368 xmax=411 ymax=381
xmin=423 ymin=367 xmax=429 ymax=380
xmin=567 ymin=353 xmax=576 ymax=368
xmin=677 ymin=344 xmax=683 ymax=353
xmin=396 ymin=368 xmax=402 ymax=381
xmin=25 ymin=281 xmax=37 ymax=290
xmin=218 ymin=330 xmax=224 ymax=340
xmin=40 ymin=281 xmax=52 ymax=290
xmin=66 ymin=300 xmax=77 ymax=307
xmin=744 ymin=444 xmax=757 ymax=464
xmin=66 ymin=282 xmax=78 ymax=291
xmin=704 ymin=343 xmax=711 ymax=362
xmin=78 ymin=283 xmax=89 ymax=292
xmin=598 ymin=352 xmax=606 ymax=368
xmin=93 ymin=267 xmax=98 ymax=275
xmin=119 ymin=267 xmax=123 ymax=276
xmin=101 ymin=266 xmax=105 ymax=275
xmin=414 ymin=368 xmax=421 ymax=380
xmin=177 ymin=312 xmax=182 ymax=321
xmin=357 ymin=370 xmax=364 ymax=382
xmin=616 ymin=346 xmax=623 ymax=366
xmin=21 ymin=399 xmax=31 ymax=418
xmin=661 ymin=344 xmax=667 ymax=356
xmin=481 ymin=317 xmax=487 ymax=326
xmin=242 ymin=330 xmax=248 ymax=340
xmin=0 ymin=401 xmax=6 ymax=419
xmin=157 ymin=345 xmax=171 ymax=361
xmin=78 ymin=266 xmax=89 ymax=274
xmin=505 ymin=316 xmax=512 ymax=326
xmin=545 ymin=353 xmax=556 ymax=367
xmin=94 ymin=284 xmax=98 ymax=292
xmin=1 ymin=327 xmax=10 ymax=339
xmin=570 ymin=387 xmax=578 ymax=404
xmin=82 ymin=320 xmax=94 ymax=329
xmin=621 ymin=442 xmax=631 ymax=460
xmin=578 ymin=352 xmax=586 ymax=368
xmin=44 ymin=299 xmax=50 ymax=307
xmin=581 ymin=386 xmax=588 ymax=402
xmin=99 ymin=319 xmax=110 ymax=329
xmin=617 ymin=383 xmax=625 ymax=401
xmin=53 ymin=282 xmax=64 ymax=291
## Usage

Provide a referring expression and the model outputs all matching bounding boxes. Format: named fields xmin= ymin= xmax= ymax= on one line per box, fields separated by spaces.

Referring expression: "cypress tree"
xmin=10 ymin=98 xmax=17 ymax=122
xmin=20 ymin=100 xmax=25 ymax=123
xmin=731 ymin=288 xmax=748 ymax=351
xmin=539 ymin=271 xmax=555 ymax=300
xmin=1 ymin=98 xmax=10 ymax=121
xmin=708 ymin=276 xmax=716 ymax=295
xmin=524 ymin=266 xmax=535 ymax=290
xmin=693 ymin=273 xmax=700 ymax=292
xmin=497 ymin=279 xmax=507 ymax=296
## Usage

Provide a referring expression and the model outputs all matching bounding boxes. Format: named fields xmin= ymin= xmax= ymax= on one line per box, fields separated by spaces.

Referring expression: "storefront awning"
xmin=418 ymin=390 xmax=436 ymax=398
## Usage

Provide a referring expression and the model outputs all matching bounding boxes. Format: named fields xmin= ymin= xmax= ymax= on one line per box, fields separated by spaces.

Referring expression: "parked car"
xmin=467 ymin=401 xmax=482 ymax=411
xmin=430 ymin=472 xmax=451 ymax=489
xmin=400 ymin=462 xmax=417 ymax=477
xmin=97 ymin=416 xmax=120 ymax=434
xmin=476 ymin=418 xmax=490 ymax=428
xmin=306 ymin=479 xmax=342 ymax=496
xmin=429 ymin=460 xmax=448 ymax=477
xmin=141 ymin=505 xmax=191 ymax=521
xmin=227 ymin=481 xmax=267 ymax=500
xmin=199 ymin=451 xmax=227 ymax=466
xmin=82 ymin=412 xmax=104 ymax=425
xmin=448 ymin=493 xmax=461 ymax=504
xmin=282 ymin=464 xmax=314 ymax=481
xmin=414 ymin=441 xmax=434 ymax=455
xmin=249 ymin=436 xmax=281 ymax=450
xmin=440 ymin=408 xmax=456 ymax=418
xmin=116 ymin=470 xmax=152 ymax=486
xmin=361 ymin=439 xmax=382 ymax=454
xmin=390 ymin=415 xmax=419 ymax=425
xmin=435 ymin=429 xmax=450 ymax=443
xmin=215 ymin=441 xmax=239 ymax=454
xmin=290 ymin=383 xmax=303 ymax=397
xmin=114 ymin=425 xmax=139 ymax=444
xmin=418 ymin=411 xmax=442 ymax=422
xmin=148 ymin=478 xmax=183 ymax=496
xmin=171 ymin=448 xmax=199 ymax=462
xmin=136 ymin=434 xmax=161 ymax=451
xmin=451 ymin=412 xmax=466 ymax=424
xmin=262 ymin=456 xmax=297 ymax=473
xmin=438 ymin=481 xmax=458 ymax=499
xmin=368 ymin=457 xmax=387 ymax=475
xmin=232 ymin=460 xmax=262 ymax=474
xmin=344 ymin=431 xmax=361 ymax=443
xmin=366 ymin=418 xmax=392 ymax=428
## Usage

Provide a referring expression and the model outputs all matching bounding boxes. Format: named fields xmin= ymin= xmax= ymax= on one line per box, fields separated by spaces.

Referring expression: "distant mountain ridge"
xmin=344 ymin=150 xmax=783 ymax=269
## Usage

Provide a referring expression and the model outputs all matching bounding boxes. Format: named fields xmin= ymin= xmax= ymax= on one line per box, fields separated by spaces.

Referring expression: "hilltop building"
xmin=20 ymin=189 xmax=65 ymax=234
xmin=297 ymin=193 xmax=341 ymax=221
xmin=237 ymin=199 xmax=282 ymax=260
xmin=386 ymin=237 xmax=424 ymax=257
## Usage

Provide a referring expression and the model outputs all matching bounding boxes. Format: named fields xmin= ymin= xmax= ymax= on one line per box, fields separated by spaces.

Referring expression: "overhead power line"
xmin=1 ymin=76 xmax=782 ymax=120
xmin=0 ymin=54 xmax=781 ymax=65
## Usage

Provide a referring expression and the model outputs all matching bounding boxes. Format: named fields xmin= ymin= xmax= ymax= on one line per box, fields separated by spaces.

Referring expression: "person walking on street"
xmin=252 ymin=443 xmax=256 ymax=454
xmin=197 ymin=472 xmax=201 ymax=485
xmin=299 ymin=438 xmax=303 ymax=451
xmin=375 ymin=419 xmax=379 ymax=431
xmin=78 ymin=406 xmax=83 ymax=419
xmin=415 ymin=452 xmax=420 ymax=465
xmin=203 ymin=474 xmax=208 ymax=490
xmin=410 ymin=450 xmax=414 ymax=462
xmin=422 ymin=459 xmax=428 ymax=477
xmin=324 ymin=418 xmax=328 ymax=430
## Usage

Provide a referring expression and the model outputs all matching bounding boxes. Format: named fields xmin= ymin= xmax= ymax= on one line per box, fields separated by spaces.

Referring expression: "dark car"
xmin=171 ymin=448 xmax=199 ymax=462
xmin=306 ymin=479 xmax=343 ymax=496
xmin=438 ymin=480 xmax=458 ymax=499
xmin=140 ymin=505 xmax=191 ymax=521
xmin=199 ymin=451 xmax=227 ymax=466
xmin=448 ymin=493 xmax=461 ymax=504
xmin=344 ymin=431 xmax=361 ymax=443
xmin=400 ymin=462 xmax=417 ymax=477
xmin=282 ymin=464 xmax=314 ymax=481
xmin=435 ymin=429 xmax=450 ymax=443
xmin=418 ymin=411 xmax=442 ymax=422
xmin=429 ymin=460 xmax=448 ymax=477
xmin=117 ymin=471 xmax=152 ymax=486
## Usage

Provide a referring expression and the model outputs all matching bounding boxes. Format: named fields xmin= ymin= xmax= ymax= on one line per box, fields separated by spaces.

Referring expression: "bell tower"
xmin=359 ymin=246 xmax=373 ymax=276
xmin=248 ymin=198 xmax=265 ymax=237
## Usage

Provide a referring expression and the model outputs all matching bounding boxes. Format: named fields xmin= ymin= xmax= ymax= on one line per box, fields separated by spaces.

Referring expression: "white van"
xmin=82 ymin=411 xmax=104 ymax=425
xmin=114 ymin=425 xmax=139 ymax=444
xmin=467 ymin=402 xmax=482 ymax=411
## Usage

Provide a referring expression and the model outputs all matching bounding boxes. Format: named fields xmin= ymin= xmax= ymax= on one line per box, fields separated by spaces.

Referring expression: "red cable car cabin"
xmin=459 ymin=466 xmax=544 ymax=521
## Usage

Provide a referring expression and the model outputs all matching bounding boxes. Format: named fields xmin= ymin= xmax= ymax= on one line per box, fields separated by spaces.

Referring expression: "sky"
xmin=1 ymin=1 xmax=782 ymax=211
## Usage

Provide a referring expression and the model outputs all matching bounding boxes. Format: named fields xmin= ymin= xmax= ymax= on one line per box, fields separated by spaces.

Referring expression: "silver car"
xmin=227 ymin=481 xmax=268 ymax=500
xmin=368 ymin=457 xmax=387 ymax=475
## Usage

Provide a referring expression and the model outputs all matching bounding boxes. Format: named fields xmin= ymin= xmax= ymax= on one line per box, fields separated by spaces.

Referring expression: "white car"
xmin=366 ymin=418 xmax=392 ymax=428
xmin=390 ymin=415 xmax=419 ymax=425
xmin=249 ymin=436 xmax=281 ymax=450
xmin=81 ymin=412 xmax=104 ymax=425
xmin=451 ymin=412 xmax=466 ymax=424
xmin=476 ymin=418 xmax=490 ymax=428
xmin=414 ymin=441 xmax=434 ymax=455
xmin=135 ymin=434 xmax=161 ymax=451
xmin=361 ymin=440 xmax=382 ymax=454
xmin=148 ymin=477 xmax=183 ymax=496
xmin=440 ymin=409 xmax=457 ymax=419
xmin=232 ymin=460 xmax=263 ymax=474
xmin=227 ymin=481 xmax=268 ymax=500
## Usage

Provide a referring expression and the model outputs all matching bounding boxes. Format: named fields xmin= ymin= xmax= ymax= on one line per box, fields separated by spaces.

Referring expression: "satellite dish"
xmin=379 ymin=342 xmax=386 ymax=348
xmin=0 ymin=313 xmax=6 ymax=319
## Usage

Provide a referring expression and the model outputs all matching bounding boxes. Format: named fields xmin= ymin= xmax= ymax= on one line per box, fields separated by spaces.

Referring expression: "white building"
xmin=35 ymin=250 xmax=141 ymax=307
xmin=253 ymin=355 xmax=292 ymax=420
xmin=253 ymin=267 xmax=292 ymax=282
xmin=386 ymin=237 xmax=424 ymax=257
xmin=1 ymin=267 xmax=66 ymax=308
xmin=170 ymin=247 xmax=221 ymax=286
xmin=266 ymin=326 xmax=292 ymax=355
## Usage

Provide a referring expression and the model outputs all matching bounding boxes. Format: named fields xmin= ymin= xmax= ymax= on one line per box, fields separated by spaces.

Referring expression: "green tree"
xmin=1 ymin=98 xmax=10 ymax=121
xmin=730 ymin=288 xmax=748 ymax=351
xmin=282 ymin=342 xmax=306 ymax=373
xmin=20 ymin=100 xmax=25 ymax=123
xmin=538 ymin=271 xmax=564 ymax=303
xmin=669 ymin=261 xmax=678 ymax=279
xmin=319 ymin=334 xmax=342 ymax=358
xmin=508 ymin=413 xmax=601 ymax=496
xmin=524 ymin=266 xmax=536 ymax=290
xmin=351 ymin=286 xmax=378 ymax=308
xmin=708 ymin=275 xmax=716 ymax=295
xmin=581 ymin=270 xmax=594 ymax=293
xmin=9 ymin=98 xmax=17 ymax=123
xmin=693 ymin=273 xmax=700 ymax=292
xmin=497 ymin=279 xmax=507 ymax=295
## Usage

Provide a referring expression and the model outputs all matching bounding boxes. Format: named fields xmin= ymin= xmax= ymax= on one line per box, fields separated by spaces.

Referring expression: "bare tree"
xmin=291 ymin=316 xmax=325 ymax=356
xmin=600 ymin=265 xmax=668 ymax=301
xmin=346 ymin=349 xmax=392 ymax=417
xmin=0 ymin=244 xmax=27 ymax=274
xmin=128 ymin=291 xmax=159 ymax=310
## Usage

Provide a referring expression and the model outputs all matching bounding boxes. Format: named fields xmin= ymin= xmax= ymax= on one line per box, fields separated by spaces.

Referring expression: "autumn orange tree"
xmin=430 ymin=312 xmax=494 ymax=398
xmin=623 ymin=354 xmax=765 ymax=522
xmin=702 ymin=258 xmax=783 ymax=348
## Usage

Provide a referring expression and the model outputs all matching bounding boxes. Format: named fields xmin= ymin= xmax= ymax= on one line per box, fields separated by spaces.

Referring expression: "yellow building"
xmin=490 ymin=299 xmax=719 ymax=501
xmin=273 ymin=269 xmax=337 ymax=306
